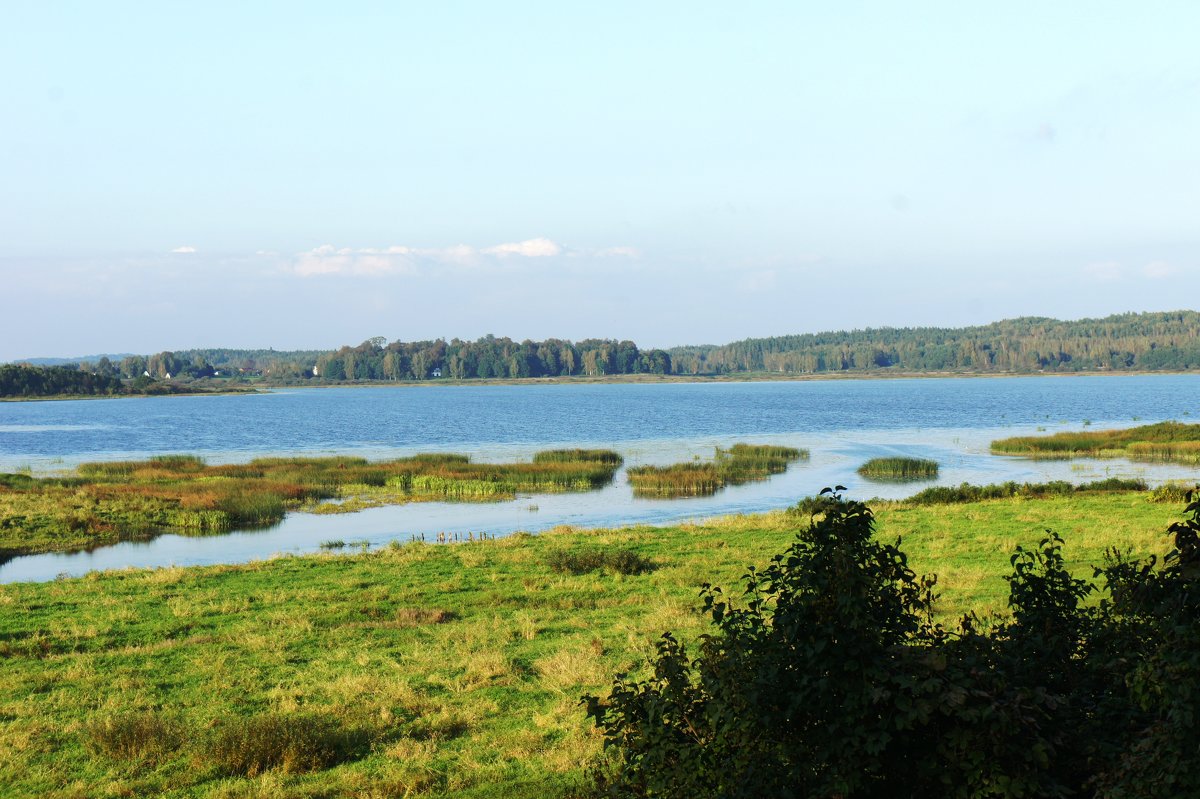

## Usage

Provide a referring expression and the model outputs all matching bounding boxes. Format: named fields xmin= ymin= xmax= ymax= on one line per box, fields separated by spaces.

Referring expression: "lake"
xmin=2 ymin=375 xmax=1199 ymax=582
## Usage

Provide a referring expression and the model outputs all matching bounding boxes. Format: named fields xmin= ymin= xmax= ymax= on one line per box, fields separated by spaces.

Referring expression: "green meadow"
xmin=0 ymin=491 xmax=1184 ymax=798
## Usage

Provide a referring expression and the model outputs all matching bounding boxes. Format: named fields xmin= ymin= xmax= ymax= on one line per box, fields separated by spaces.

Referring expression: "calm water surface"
xmin=2 ymin=376 xmax=1198 ymax=583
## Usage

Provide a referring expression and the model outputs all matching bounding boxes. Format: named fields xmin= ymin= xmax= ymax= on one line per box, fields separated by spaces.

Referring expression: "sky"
xmin=2 ymin=1 xmax=1199 ymax=361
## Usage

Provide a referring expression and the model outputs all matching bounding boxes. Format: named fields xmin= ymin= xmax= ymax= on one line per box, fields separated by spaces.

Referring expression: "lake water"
xmin=2 ymin=375 xmax=1199 ymax=583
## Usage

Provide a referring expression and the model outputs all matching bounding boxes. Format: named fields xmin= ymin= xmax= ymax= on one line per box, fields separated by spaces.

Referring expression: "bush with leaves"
xmin=586 ymin=487 xmax=1200 ymax=798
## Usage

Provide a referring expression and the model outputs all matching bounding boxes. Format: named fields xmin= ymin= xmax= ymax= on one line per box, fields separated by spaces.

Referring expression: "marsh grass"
xmin=0 ymin=449 xmax=623 ymax=556
xmin=857 ymin=457 xmax=940 ymax=482
xmin=627 ymin=443 xmax=807 ymax=497
xmin=992 ymin=420 xmax=1200 ymax=463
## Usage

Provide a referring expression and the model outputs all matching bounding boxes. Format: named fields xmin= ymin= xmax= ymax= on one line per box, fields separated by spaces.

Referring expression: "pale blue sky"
xmin=2 ymin=2 xmax=1198 ymax=360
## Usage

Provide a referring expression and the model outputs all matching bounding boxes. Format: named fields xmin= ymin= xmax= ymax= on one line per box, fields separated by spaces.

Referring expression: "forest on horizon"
xmin=6 ymin=311 xmax=1200 ymax=397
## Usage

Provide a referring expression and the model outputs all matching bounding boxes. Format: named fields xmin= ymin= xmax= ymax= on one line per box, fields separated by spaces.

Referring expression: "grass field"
xmin=0 ymin=491 xmax=1185 ymax=798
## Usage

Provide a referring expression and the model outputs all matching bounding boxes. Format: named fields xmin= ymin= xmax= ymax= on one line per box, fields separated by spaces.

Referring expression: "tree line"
xmin=0 ymin=364 xmax=124 ymax=398
xmin=7 ymin=311 xmax=1200 ymax=389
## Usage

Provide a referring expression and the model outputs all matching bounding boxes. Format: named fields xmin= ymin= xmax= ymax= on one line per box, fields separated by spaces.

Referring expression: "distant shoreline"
xmin=259 ymin=368 xmax=1200 ymax=390
xmin=0 ymin=387 xmax=259 ymax=403
xmin=3 ymin=368 xmax=1198 ymax=402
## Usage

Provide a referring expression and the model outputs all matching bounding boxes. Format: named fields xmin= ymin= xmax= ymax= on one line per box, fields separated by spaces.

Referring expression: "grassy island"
xmin=626 ymin=444 xmax=807 ymax=497
xmin=991 ymin=420 xmax=1200 ymax=463
xmin=857 ymin=456 xmax=940 ymax=482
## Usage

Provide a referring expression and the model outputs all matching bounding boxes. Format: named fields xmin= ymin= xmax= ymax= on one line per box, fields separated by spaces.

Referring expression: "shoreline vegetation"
xmin=0 ymin=450 xmax=623 ymax=558
xmin=4 ymin=365 xmax=1198 ymax=404
xmin=0 ymin=491 xmax=1189 ymax=797
xmin=626 ymin=444 xmax=806 ymax=497
xmin=6 ymin=310 xmax=1200 ymax=400
xmin=992 ymin=420 xmax=1200 ymax=464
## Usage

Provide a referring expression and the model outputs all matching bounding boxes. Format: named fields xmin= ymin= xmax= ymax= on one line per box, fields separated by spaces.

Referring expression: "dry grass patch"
xmin=393 ymin=607 xmax=455 ymax=627
xmin=203 ymin=711 xmax=366 ymax=777
xmin=83 ymin=711 xmax=185 ymax=765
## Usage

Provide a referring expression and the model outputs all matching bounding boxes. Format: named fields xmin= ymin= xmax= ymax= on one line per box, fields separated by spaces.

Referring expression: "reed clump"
xmin=533 ymin=449 xmax=624 ymax=465
xmin=627 ymin=443 xmax=807 ymax=497
xmin=991 ymin=421 xmax=1200 ymax=463
xmin=857 ymin=457 xmax=940 ymax=482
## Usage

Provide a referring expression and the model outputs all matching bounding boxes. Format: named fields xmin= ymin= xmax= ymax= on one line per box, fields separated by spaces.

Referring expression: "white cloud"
xmin=1142 ymin=261 xmax=1179 ymax=279
xmin=170 ymin=245 xmax=197 ymax=254
xmin=285 ymin=237 xmax=634 ymax=277
xmin=739 ymin=269 xmax=778 ymax=293
xmin=1082 ymin=261 xmax=1122 ymax=282
xmin=480 ymin=237 xmax=562 ymax=257
xmin=291 ymin=245 xmax=418 ymax=277
xmin=595 ymin=246 xmax=640 ymax=258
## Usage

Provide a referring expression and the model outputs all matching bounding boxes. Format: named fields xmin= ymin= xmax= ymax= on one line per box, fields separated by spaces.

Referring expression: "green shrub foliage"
xmin=586 ymin=488 xmax=1200 ymax=798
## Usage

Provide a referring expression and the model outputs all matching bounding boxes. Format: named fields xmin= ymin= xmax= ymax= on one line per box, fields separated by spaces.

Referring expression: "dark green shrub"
xmin=203 ymin=712 xmax=364 ymax=776
xmin=585 ymin=489 xmax=1200 ymax=798
xmin=547 ymin=548 xmax=653 ymax=576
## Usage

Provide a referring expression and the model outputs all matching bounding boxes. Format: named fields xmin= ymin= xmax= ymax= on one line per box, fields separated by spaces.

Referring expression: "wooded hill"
xmin=7 ymin=311 xmax=1200 ymax=390
xmin=671 ymin=311 xmax=1200 ymax=375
